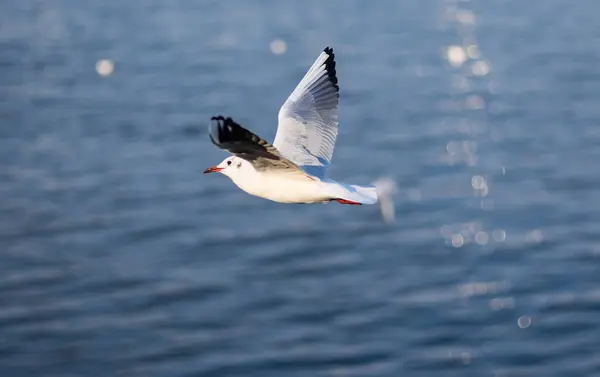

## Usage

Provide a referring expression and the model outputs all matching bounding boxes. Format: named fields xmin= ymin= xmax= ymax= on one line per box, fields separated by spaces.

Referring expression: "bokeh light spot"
xmin=475 ymin=231 xmax=489 ymax=245
xmin=447 ymin=45 xmax=467 ymax=67
xmin=472 ymin=60 xmax=490 ymax=76
xmin=270 ymin=39 xmax=287 ymax=55
xmin=493 ymin=229 xmax=507 ymax=242
xmin=518 ymin=316 xmax=532 ymax=328
xmin=96 ymin=59 xmax=114 ymax=76
xmin=451 ymin=234 xmax=464 ymax=247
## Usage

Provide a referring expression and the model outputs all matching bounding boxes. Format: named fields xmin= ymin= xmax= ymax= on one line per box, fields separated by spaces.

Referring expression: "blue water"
xmin=2 ymin=1 xmax=600 ymax=376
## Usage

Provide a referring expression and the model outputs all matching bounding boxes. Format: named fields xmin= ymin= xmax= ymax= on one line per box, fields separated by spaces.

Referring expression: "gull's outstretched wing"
xmin=273 ymin=47 xmax=339 ymax=179
xmin=209 ymin=116 xmax=309 ymax=176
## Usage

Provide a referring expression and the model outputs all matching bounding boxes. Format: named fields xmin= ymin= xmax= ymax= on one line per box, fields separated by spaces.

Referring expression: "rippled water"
xmin=2 ymin=0 xmax=600 ymax=376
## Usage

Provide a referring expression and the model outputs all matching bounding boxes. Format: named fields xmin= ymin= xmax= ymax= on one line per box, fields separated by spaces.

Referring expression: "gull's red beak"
xmin=203 ymin=166 xmax=223 ymax=174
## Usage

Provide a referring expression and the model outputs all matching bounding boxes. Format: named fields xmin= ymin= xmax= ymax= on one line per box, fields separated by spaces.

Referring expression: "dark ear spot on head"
xmin=237 ymin=162 xmax=242 ymax=168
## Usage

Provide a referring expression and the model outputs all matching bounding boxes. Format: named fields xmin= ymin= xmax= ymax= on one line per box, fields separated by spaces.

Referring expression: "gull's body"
xmin=204 ymin=47 xmax=378 ymax=206
xmin=226 ymin=163 xmax=329 ymax=203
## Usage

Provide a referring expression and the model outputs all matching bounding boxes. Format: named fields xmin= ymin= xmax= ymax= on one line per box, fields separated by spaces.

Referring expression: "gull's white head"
xmin=204 ymin=156 xmax=250 ymax=178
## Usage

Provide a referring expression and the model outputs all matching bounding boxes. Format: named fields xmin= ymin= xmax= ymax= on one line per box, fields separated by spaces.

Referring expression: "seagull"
xmin=204 ymin=47 xmax=378 ymax=206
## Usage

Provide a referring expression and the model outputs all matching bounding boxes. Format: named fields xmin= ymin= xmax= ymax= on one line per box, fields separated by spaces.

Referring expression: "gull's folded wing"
xmin=273 ymin=47 xmax=340 ymax=179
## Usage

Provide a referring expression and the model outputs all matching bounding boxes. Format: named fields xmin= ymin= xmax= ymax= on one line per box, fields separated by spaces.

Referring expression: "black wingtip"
xmin=322 ymin=46 xmax=339 ymax=93
xmin=208 ymin=115 xmax=279 ymax=161
xmin=210 ymin=116 xmax=239 ymax=130
xmin=210 ymin=115 xmax=230 ymax=123
xmin=208 ymin=115 xmax=233 ymax=146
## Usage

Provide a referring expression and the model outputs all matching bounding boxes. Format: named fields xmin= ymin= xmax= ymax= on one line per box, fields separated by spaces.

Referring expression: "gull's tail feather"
xmin=324 ymin=180 xmax=378 ymax=205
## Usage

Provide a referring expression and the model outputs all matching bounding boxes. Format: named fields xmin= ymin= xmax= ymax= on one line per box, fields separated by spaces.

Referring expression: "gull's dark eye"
xmin=227 ymin=160 xmax=232 ymax=166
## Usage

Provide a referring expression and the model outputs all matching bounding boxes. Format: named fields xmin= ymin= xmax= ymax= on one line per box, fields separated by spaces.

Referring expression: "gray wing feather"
xmin=273 ymin=47 xmax=340 ymax=179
